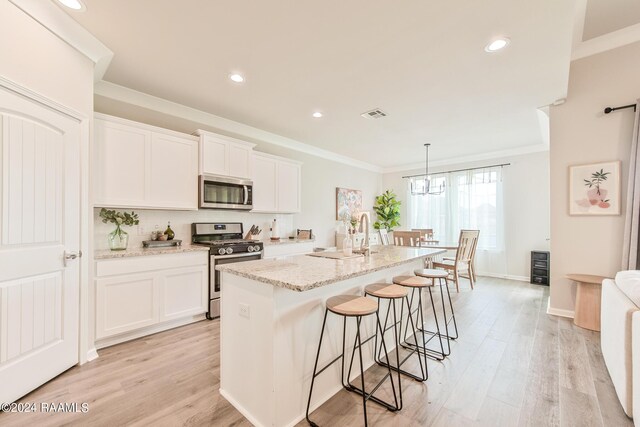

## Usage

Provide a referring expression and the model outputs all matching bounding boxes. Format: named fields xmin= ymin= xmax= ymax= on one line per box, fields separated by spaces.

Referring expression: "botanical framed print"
xmin=336 ymin=187 xmax=363 ymax=220
xmin=569 ymin=161 xmax=621 ymax=215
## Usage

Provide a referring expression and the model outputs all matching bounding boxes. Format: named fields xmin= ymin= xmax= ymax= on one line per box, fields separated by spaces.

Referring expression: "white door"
xmin=0 ymin=86 xmax=81 ymax=403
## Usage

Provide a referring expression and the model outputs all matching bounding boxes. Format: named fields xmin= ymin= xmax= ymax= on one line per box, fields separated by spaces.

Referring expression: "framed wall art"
xmin=569 ymin=161 xmax=621 ymax=216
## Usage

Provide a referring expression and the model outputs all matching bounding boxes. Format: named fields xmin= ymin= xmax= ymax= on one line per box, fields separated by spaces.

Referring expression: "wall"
xmin=549 ymin=41 xmax=640 ymax=315
xmin=382 ymin=150 xmax=551 ymax=279
xmin=93 ymin=96 xmax=382 ymax=249
xmin=0 ymin=2 xmax=94 ymax=114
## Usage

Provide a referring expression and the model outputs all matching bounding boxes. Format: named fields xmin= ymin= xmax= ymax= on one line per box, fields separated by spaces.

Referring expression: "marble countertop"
xmin=216 ymin=245 xmax=446 ymax=291
xmin=95 ymin=244 xmax=210 ymax=260
xmin=262 ymin=238 xmax=315 ymax=246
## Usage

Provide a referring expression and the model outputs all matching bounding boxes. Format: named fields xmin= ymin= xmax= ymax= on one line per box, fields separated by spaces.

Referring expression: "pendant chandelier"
xmin=411 ymin=143 xmax=445 ymax=196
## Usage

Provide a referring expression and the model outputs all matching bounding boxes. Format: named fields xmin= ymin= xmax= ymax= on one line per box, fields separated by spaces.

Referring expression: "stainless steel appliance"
xmin=192 ymin=222 xmax=263 ymax=319
xmin=199 ymin=174 xmax=253 ymax=210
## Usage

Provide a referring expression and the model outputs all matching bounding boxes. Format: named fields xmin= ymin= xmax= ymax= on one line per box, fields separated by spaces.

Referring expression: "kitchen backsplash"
xmin=93 ymin=208 xmax=296 ymax=250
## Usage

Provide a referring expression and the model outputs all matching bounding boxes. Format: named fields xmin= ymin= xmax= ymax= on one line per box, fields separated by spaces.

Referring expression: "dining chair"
xmin=392 ymin=231 xmax=421 ymax=247
xmin=412 ymin=228 xmax=439 ymax=245
xmin=433 ymin=230 xmax=480 ymax=292
xmin=378 ymin=229 xmax=391 ymax=245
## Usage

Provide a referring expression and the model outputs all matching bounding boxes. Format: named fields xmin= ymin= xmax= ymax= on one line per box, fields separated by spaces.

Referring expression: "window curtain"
xmin=407 ymin=166 xmax=505 ymax=251
xmin=622 ymin=100 xmax=640 ymax=270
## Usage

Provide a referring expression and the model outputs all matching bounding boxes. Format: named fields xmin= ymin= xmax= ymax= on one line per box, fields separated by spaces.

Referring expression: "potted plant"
xmin=99 ymin=208 xmax=140 ymax=251
xmin=373 ymin=190 xmax=401 ymax=232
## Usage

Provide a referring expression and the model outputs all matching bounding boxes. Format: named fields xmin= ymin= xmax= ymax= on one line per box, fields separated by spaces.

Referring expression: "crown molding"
xmin=381 ymin=143 xmax=549 ymax=174
xmin=572 ymin=21 xmax=640 ymax=61
xmin=8 ymin=0 xmax=113 ymax=81
xmin=94 ymin=80 xmax=383 ymax=173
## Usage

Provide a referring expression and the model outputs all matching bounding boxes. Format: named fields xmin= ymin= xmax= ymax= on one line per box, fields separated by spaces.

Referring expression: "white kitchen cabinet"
xmin=263 ymin=241 xmax=316 ymax=259
xmin=94 ymin=114 xmax=199 ymax=210
xmin=252 ymin=152 xmax=302 ymax=213
xmin=95 ymin=251 xmax=208 ymax=347
xmin=252 ymin=153 xmax=278 ymax=212
xmin=195 ymin=130 xmax=255 ymax=179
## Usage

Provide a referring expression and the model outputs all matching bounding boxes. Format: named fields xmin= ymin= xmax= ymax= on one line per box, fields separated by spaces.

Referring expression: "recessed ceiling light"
xmin=312 ymin=112 xmax=323 ymax=118
xmin=56 ymin=0 xmax=85 ymax=10
xmin=229 ymin=74 xmax=245 ymax=83
xmin=485 ymin=37 xmax=510 ymax=52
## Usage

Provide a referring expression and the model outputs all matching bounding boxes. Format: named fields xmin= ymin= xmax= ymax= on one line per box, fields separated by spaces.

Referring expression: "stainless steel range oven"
xmin=192 ymin=222 xmax=263 ymax=319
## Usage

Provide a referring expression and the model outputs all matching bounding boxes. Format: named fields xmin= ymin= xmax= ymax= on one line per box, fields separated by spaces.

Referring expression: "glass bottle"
xmin=165 ymin=222 xmax=175 ymax=240
xmin=343 ymin=230 xmax=353 ymax=256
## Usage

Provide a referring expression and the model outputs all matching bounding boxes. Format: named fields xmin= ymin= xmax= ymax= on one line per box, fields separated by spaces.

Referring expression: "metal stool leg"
xmin=306 ymin=309 xmax=329 ymax=427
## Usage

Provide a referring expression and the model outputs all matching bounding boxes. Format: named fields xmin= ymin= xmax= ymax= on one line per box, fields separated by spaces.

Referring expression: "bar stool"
xmin=414 ymin=268 xmax=459 ymax=352
xmin=306 ymin=295 xmax=399 ymax=427
xmin=363 ymin=284 xmax=427 ymax=408
xmin=392 ymin=275 xmax=447 ymax=361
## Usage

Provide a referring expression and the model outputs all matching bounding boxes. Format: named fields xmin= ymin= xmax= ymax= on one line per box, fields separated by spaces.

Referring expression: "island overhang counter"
xmin=216 ymin=245 xmax=445 ymax=427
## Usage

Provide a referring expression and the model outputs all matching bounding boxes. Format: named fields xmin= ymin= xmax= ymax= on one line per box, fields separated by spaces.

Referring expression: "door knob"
xmin=64 ymin=250 xmax=82 ymax=267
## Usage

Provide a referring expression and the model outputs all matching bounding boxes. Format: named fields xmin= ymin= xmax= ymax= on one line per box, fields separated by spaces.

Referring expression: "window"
xmin=408 ymin=167 xmax=504 ymax=250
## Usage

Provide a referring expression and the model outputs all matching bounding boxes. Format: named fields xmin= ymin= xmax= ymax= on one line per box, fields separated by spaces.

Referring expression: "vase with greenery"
xmin=373 ymin=190 xmax=401 ymax=231
xmin=99 ymin=208 xmax=140 ymax=251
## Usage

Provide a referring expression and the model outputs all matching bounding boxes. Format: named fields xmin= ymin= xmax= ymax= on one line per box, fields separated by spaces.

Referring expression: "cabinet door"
xmin=149 ymin=133 xmax=198 ymax=209
xmin=94 ymin=119 xmax=149 ymax=207
xmin=277 ymin=161 xmax=301 ymax=213
xmin=228 ymin=143 xmax=252 ymax=179
xmin=202 ymin=135 xmax=228 ymax=176
xmin=160 ymin=265 xmax=208 ymax=321
xmin=95 ymin=273 xmax=159 ymax=339
xmin=252 ymin=154 xmax=278 ymax=212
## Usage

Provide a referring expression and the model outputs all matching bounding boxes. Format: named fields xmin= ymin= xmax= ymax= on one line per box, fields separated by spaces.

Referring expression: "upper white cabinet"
xmin=252 ymin=152 xmax=302 ymax=213
xmin=195 ymin=130 xmax=256 ymax=179
xmin=94 ymin=114 xmax=199 ymax=210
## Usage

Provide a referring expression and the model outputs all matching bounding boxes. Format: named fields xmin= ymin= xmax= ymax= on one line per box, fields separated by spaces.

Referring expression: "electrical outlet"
xmin=239 ymin=303 xmax=250 ymax=319
xmin=137 ymin=225 xmax=146 ymax=236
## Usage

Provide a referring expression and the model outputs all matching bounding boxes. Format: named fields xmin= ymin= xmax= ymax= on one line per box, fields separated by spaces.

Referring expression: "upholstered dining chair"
xmin=433 ymin=230 xmax=480 ymax=292
xmin=392 ymin=231 xmax=421 ymax=247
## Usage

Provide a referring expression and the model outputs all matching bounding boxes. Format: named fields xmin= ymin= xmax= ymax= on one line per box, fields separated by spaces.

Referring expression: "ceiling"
xmin=583 ymin=0 xmax=640 ymax=41
xmin=64 ymin=1 xmax=576 ymax=168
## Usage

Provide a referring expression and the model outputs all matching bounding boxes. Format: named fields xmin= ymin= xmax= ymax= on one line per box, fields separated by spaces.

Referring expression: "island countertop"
xmin=216 ymin=245 xmax=445 ymax=291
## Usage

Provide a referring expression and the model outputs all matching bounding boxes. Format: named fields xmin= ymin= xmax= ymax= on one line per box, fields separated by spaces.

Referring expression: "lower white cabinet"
xmin=95 ymin=252 xmax=208 ymax=347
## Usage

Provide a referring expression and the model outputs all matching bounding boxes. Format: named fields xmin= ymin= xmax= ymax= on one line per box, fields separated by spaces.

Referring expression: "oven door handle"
xmin=243 ymin=185 xmax=249 ymax=205
xmin=212 ymin=251 xmax=263 ymax=260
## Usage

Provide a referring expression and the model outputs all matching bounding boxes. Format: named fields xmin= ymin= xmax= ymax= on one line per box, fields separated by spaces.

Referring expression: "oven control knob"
xmin=225 ymin=247 xmax=233 ymax=255
xmin=253 ymin=245 xmax=261 ymax=252
xmin=218 ymin=248 xmax=226 ymax=255
xmin=248 ymin=246 xmax=255 ymax=252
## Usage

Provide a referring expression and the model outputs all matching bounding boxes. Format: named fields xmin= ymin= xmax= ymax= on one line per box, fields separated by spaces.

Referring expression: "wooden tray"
xmin=142 ymin=239 xmax=182 ymax=248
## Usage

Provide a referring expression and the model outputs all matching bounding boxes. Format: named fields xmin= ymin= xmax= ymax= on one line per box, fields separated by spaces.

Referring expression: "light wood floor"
xmin=0 ymin=278 xmax=632 ymax=427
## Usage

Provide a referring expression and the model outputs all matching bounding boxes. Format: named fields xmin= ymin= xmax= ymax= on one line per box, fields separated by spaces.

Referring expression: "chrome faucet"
xmin=358 ymin=213 xmax=370 ymax=257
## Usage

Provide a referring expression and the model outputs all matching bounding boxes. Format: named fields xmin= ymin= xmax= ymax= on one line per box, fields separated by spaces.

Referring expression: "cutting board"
xmin=306 ymin=251 xmax=363 ymax=260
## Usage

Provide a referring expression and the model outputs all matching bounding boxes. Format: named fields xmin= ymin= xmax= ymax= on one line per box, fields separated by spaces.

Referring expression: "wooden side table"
xmin=566 ymin=274 xmax=609 ymax=331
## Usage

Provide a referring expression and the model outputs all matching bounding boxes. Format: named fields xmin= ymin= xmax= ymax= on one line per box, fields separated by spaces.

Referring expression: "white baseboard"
xmin=95 ymin=314 xmax=206 ymax=349
xmin=546 ymin=299 xmax=575 ymax=318
xmin=86 ymin=348 xmax=99 ymax=363
xmin=477 ymin=272 xmax=530 ymax=282
xmin=219 ymin=388 xmax=267 ymax=427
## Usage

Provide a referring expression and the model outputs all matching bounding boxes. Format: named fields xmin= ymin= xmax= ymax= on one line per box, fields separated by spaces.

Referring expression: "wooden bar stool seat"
xmin=414 ymin=269 xmax=448 ymax=279
xmin=392 ymin=275 xmax=433 ymax=288
xmin=364 ymin=283 xmax=408 ymax=299
xmin=326 ymin=295 xmax=378 ymax=317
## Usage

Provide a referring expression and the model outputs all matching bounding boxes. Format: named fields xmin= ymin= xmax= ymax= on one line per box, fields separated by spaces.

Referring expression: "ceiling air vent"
xmin=360 ymin=108 xmax=387 ymax=119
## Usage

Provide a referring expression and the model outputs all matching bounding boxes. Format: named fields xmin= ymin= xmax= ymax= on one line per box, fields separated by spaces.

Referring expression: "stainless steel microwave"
xmin=199 ymin=174 xmax=253 ymax=210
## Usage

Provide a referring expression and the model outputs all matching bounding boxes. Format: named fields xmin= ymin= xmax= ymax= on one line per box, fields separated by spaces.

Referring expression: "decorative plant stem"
xmin=583 ymin=169 xmax=610 ymax=196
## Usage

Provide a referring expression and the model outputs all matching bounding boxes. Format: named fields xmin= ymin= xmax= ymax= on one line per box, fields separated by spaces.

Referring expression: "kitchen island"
xmin=216 ymin=245 xmax=445 ymax=427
